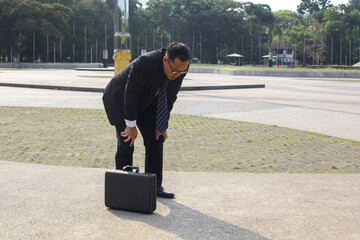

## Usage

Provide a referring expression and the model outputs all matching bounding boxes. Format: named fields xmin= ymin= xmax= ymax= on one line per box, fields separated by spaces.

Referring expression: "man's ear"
xmin=163 ymin=56 xmax=167 ymax=63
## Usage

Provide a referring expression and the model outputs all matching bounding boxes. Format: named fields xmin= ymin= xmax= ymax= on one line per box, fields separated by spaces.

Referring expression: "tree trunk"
xmin=269 ymin=33 xmax=273 ymax=67
xmin=269 ymin=52 xmax=273 ymax=67
xmin=268 ymin=27 xmax=273 ymax=67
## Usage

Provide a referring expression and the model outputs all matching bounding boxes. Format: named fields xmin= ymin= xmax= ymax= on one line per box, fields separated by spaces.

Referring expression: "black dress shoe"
xmin=157 ymin=186 xmax=175 ymax=198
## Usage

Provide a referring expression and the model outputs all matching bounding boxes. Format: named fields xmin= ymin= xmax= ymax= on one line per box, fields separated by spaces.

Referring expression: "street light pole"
xmin=47 ymin=35 xmax=49 ymax=62
xmin=60 ymin=37 xmax=62 ymax=62
xmin=153 ymin=28 xmax=155 ymax=50
xmin=250 ymin=36 xmax=253 ymax=64
xmin=96 ymin=39 xmax=98 ymax=63
xmin=243 ymin=35 xmax=244 ymax=66
xmin=193 ymin=30 xmax=195 ymax=59
xmin=349 ymin=39 xmax=352 ymax=66
xmin=200 ymin=34 xmax=202 ymax=63
xmin=84 ymin=26 xmax=87 ymax=63
xmin=312 ymin=39 xmax=314 ymax=65
xmin=33 ymin=31 xmax=35 ymax=62
xmin=294 ymin=38 xmax=297 ymax=66
xmin=340 ymin=37 xmax=342 ymax=65
xmin=303 ymin=37 xmax=306 ymax=65
xmin=54 ymin=42 xmax=56 ymax=63
xmin=73 ymin=21 xmax=75 ymax=63
xmin=145 ymin=28 xmax=148 ymax=51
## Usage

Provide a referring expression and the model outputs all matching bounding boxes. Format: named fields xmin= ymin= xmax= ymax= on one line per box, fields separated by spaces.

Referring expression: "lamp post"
xmin=84 ymin=26 xmax=87 ymax=63
xmin=103 ymin=23 xmax=108 ymax=68
xmin=33 ymin=31 xmax=35 ymax=62
xmin=340 ymin=37 xmax=342 ymax=65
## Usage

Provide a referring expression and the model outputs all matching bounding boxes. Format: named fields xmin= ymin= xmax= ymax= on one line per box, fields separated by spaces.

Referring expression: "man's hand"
xmin=121 ymin=126 xmax=138 ymax=147
xmin=155 ymin=129 xmax=167 ymax=143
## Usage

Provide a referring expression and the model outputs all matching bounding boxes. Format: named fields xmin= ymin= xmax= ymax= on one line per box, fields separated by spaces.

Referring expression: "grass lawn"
xmin=1 ymin=106 xmax=359 ymax=173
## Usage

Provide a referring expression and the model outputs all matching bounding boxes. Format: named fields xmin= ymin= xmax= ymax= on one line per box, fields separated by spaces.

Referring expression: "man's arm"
xmin=122 ymin=56 xmax=153 ymax=146
xmin=123 ymin=59 xmax=148 ymax=121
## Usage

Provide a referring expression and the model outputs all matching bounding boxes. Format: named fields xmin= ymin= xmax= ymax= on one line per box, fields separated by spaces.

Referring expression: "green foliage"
xmin=297 ymin=0 xmax=332 ymax=14
xmin=274 ymin=1 xmax=360 ymax=66
xmin=0 ymin=0 xmax=72 ymax=62
xmin=0 ymin=0 xmax=359 ymax=65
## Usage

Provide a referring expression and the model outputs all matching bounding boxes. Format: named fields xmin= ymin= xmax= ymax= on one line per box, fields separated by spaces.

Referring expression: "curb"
xmin=75 ymin=68 xmax=114 ymax=71
xmin=188 ymin=67 xmax=360 ymax=78
xmin=0 ymin=83 xmax=104 ymax=93
xmin=0 ymin=63 xmax=103 ymax=69
xmin=0 ymin=82 xmax=265 ymax=93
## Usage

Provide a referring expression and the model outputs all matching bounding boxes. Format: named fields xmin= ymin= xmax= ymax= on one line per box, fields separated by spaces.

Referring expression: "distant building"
xmin=271 ymin=40 xmax=295 ymax=66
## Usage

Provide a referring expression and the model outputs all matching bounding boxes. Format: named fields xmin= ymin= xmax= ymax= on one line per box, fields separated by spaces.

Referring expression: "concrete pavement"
xmin=1 ymin=69 xmax=360 ymax=239
xmin=1 ymin=161 xmax=360 ymax=239
xmin=0 ymin=68 xmax=265 ymax=91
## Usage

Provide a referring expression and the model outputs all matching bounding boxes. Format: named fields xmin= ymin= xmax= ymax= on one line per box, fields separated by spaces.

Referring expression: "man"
xmin=103 ymin=42 xmax=191 ymax=198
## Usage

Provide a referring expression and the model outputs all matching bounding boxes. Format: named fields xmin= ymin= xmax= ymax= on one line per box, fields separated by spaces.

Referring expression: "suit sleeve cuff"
xmin=125 ymin=119 xmax=137 ymax=128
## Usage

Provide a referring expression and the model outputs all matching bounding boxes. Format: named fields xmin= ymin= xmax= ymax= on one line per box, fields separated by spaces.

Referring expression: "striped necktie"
xmin=156 ymin=82 xmax=168 ymax=133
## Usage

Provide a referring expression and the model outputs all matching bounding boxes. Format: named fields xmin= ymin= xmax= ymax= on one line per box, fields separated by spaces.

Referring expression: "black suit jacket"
xmin=102 ymin=48 xmax=186 ymax=126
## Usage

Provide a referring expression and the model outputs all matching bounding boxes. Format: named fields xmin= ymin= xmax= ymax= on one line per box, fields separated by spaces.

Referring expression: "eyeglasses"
xmin=167 ymin=60 xmax=188 ymax=75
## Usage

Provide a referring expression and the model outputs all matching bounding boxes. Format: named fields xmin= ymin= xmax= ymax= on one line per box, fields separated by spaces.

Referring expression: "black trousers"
xmin=115 ymin=97 xmax=164 ymax=187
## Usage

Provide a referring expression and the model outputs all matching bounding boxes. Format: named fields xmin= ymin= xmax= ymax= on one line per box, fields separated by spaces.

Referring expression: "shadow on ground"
xmin=108 ymin=198 xmax=268 ymax=240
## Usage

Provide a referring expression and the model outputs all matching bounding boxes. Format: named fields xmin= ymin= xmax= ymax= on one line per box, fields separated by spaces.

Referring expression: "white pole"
xmin=73 ymin=21 xmax=75 ymax=62
xmin=33 ymin=31 xmax=36 ymax=62
xmin=331 ymin=37 xmax=333 ymax=65
xmin=96 ymin=39 xmax=98 ymax=62
xmin=47 ymin=35 xmax=49 ymax=62
xmin=60 ymin=37 xmax=62 ymax=62
xmin=54 ymin=43 xmax=56 ymax=63
xmin=84 ymin=26 xmax=87 ymax=63
xmin=91 ymin=44 xmax=93 ymax=63
xmin=340 ymin=37 xmax=342 ymax=65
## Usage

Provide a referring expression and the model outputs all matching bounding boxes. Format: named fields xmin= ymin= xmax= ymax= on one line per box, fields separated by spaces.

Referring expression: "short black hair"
xmin=166 ymin=42 xmax=191 ymax=62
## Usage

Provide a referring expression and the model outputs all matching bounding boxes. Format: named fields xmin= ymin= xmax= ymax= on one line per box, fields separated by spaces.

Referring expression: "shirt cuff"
xmin=125 ymin=119 xmax=137 ymax=128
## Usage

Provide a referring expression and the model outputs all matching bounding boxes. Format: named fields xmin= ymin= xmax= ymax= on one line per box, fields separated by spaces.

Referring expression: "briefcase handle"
xmin=122 ymin=165 xmax=140 ymax=173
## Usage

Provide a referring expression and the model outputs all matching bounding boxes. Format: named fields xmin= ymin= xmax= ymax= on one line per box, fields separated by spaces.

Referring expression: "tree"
xmin=273 ymin=10 xmax=311 ymax=64
xmin=349 ymin=0 xmax=360 ymax=9
xmin=243 ymin=2 xmax=274 ymax=64
xmin=0 ymin=0 xmax=356 ymax=65
xmin=129 ymin=0 xmax=154 ymax=58
xmin=0 ymin=0 xmax=72 ymax=62
xmin=146 ymin=0 xmax=247 ymax=63
xmin=297 ymin=0 xmax=332 ymax=14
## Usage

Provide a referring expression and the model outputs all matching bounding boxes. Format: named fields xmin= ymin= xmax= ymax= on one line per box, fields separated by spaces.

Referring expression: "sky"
xmin=139 ymin=0 xmax=350 ymax=12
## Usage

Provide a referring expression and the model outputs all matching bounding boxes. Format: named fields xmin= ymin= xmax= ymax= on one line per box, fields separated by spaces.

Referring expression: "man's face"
xmin=163 ymin=56 xmax=189 ymax=81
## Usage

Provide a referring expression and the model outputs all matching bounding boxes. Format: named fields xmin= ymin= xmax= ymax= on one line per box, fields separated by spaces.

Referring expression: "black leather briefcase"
xmin=105 ymin=166 xmax=157 ymax=213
